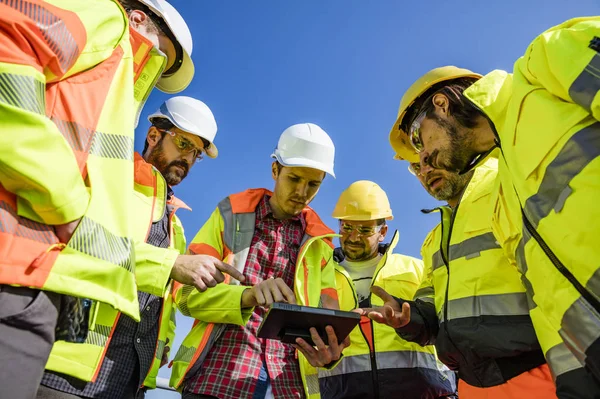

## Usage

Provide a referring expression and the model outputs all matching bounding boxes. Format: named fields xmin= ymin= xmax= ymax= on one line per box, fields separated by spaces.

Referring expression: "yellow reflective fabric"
xmin=465 ymin=18 xmax=600 ymax=378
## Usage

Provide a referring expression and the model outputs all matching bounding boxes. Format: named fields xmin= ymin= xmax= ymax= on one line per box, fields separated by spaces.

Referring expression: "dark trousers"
xmin=0 ymin=285 xmax=60 ymax=399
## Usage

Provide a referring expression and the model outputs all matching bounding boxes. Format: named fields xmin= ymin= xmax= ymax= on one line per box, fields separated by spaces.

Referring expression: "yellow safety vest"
xmin=169 ymin=188 xmax=339 ymax=399
xmin=46 ymin=154 xmax=188 ymax=388
xmin=314 ymin=231 xmax=456 ymax=399
xmin=0 ymin=0 xmax=168 ymax=320
xmin=464 ymin=16 xmax=600 ymax=381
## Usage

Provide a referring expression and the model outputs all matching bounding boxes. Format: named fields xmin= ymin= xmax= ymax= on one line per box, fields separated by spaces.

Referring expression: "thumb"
xmin=370 ymin=286 xmax=395 ymax=303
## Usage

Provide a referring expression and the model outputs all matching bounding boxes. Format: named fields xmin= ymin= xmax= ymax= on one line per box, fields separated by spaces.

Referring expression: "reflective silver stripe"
xmin=1 ymin=0 xmax=79 ymax=71
xmin=84 ymin=324 xmax=111 ymax=347
xmin=173 ymin=344 xmax=195 ymax=363
xmin=442 ymin=293 xmax=530 ymax=321
xmin=546 ymin=342 xmax=585 ymax=379
xmin=318 ymin=351 xmax=444 ymax=378
xmin=0 ymin=200 xmax=57 ymax=244
xmin=559 ymin=296 xmax=600 ymax=364
xmin=432 ymin=232 xmax=500 ymax=271
xmin=177 ymin=285 xmax=195 ymax=317
xmin=569 ymin=53 xmax=600 ymax=112
xmin=51 ymin=118 xmax=94 ymax=152
xmin=155 ymin=339 xmax=166 ymax=360
xmin=524 ymin=122 xmax=600 ymax=228
xmin=0 ymin=72 xmax=45 ymax=114
xmin=414 ymin=286 xmax=434 ymax=300
xmin=88 ymin=131 xmax=133 ymax=160
xmin=68 ymin=216 xmax=133 ymax=272
xmin=304 ymin=373 xmax=320 ymax=396
xmin=419 ymin=296 xmax=435 ymax=305
xmin=217 ymin=198 xmax=234 ymax=251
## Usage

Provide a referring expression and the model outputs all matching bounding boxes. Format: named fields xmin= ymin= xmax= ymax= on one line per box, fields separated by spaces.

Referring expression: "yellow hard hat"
xmin=332 ymin=180 xmax=393 ymax=221
xmin=388 ymin=66 xmax=482 ymax=162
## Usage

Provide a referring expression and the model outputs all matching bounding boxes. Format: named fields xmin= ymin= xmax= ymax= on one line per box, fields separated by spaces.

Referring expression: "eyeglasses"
xmin=158 ymin=128 xmax=205 ymax=162
xmin=339 ymin=222 xmax=384 ymax=237
xmin=408 ymin=108 xmax=427 ymax=154
xmin=408 ymin=162 xmax=422 ymax=176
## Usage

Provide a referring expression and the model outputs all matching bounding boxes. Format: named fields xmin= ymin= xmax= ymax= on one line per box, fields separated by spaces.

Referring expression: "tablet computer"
xmin=257 ymin=302 xmax=361 ymax=346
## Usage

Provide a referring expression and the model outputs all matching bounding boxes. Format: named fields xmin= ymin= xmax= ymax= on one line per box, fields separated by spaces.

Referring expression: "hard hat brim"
xmin=271 ymin=154 xmax=335 ymax=178
xmin=156 ymin=50 xmax=195 ymax=94
xmin=389 ymin=70 xmax=482 ymax=162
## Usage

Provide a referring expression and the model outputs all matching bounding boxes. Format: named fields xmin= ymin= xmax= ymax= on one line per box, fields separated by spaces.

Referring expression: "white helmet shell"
xmin=271 ymin=123 xmax=335 ymax=177
xmin=148 ymin=96 xmax=218 ymax=158
xmin=137 ymin=0 xmax=195 ymax=93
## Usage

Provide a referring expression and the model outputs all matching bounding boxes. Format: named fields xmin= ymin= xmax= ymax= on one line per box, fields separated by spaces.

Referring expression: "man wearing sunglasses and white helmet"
xmin=0 ymin=0 xmax=197 ymax=397
xmin=38 ymin=96 xmax=246 ymax=399
xmin=170 ymin=123 xmax=349 ymax=399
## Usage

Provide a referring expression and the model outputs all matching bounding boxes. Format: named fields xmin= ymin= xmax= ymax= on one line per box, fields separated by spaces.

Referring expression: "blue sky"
xmin=144 ymin=1 xmax=598 ymax=396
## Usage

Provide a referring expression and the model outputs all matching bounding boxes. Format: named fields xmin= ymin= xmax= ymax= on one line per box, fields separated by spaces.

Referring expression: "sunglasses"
xmin=157 ymin=128 xmax=206 ymax=162
xmin=339 ymin=221 xmax=383 ymax=237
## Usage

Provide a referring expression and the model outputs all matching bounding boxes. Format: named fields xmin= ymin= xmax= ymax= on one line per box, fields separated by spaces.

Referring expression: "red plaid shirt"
xmin=186 ymin=195 xmax=307 ymax=398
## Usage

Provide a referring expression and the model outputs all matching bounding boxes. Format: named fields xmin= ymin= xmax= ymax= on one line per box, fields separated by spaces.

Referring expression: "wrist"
xmin=240 ymin=288 xmax=254 ymax=308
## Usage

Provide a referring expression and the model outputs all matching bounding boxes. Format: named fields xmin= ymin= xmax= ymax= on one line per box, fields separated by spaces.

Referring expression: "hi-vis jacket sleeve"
xmin=0 ymin=1 xmax=95 ymax=225
xmin=174 ymin=207 xmax=252 ymax=326
xmin=320 ymin=247 xmax=339 ymax=310
xmin=394 ymin=233 xmax=439 ymax=347
xmin=519 ymin=16 xmax=600 ymax=120
xmin=135 ymin=243 xmax=179 ymax=297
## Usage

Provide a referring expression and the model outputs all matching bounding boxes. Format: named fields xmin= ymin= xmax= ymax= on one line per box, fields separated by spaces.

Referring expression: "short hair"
xmin=401 ymin=77 xmax=481 ymax=133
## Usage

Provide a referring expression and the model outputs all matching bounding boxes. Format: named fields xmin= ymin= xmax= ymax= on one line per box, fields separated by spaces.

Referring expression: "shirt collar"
xmin=257 ymin=195 xmax=305 ymax=227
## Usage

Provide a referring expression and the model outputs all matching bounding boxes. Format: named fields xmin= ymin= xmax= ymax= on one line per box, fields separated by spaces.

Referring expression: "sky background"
xmin=144 ymin=1 xmax=598 ymax=396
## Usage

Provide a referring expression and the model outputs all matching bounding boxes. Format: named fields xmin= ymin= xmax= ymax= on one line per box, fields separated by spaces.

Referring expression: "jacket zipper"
xmin=467 ymin=94 xmax=600 ymax=314
xmin=522 ymin=211 xmax=600 ymax=312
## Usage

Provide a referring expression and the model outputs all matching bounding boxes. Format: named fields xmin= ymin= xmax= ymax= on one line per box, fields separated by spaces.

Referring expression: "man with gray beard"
xmin=359 ymin=155 xmax=562 ymax=398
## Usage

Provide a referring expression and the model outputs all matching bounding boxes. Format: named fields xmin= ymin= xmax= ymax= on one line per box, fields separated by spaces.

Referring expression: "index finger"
xmin=275 ymin=279 xmax=296 ymax=304
xmin=215 ymin=260 xmax=246 ymax=282
xmin=370 ymin=286 xmax=395 ymax=303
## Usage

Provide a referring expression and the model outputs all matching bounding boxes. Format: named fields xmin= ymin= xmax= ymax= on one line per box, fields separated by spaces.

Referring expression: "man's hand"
xmin=293 ymin=326 xmax=350 ymax=368
xmin=354 ymin=286 xmax=411 ymax=329
xmin=160 ymin=338 xmax=170 ymax=368
xmin=54 ymin=218 xmax=81 ymax=243
xmin=170 ymin=254 xmax=246 ymax=292
xmin=240 ymin=277 xmax=296 ymax=308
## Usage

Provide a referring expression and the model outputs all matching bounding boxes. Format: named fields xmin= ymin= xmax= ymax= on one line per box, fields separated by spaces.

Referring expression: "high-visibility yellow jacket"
xmin=0 ymin=0 xmax=168 ymax=320
xmin=397 ymin=158 xmax=548 ymax=389
xmin=315 ymin=231 xmax=456 ymax=399
xmin=169 ymin=188 xmax=340 ymax=399
xmin=45 ymin=153 xmax=188 ymax=388
xmin=463 ymin=16 xmax=600 ymax=383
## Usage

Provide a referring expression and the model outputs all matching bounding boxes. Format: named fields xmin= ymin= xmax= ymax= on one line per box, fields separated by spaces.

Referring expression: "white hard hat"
xmin=148 ymin=96 xmax=218 ymax=158
xmin=271 ymin=123 xmax=336 ymax=177
xmin=137 ymin=0 xmax=194 ymax=93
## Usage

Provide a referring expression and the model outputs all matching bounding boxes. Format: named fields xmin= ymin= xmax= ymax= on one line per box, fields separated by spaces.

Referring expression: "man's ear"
xmin=128 ymin=9 xmax=148 ymax=29
xmin=147 ymin=126 xmax=162 ymax=147
xmin=378 ymin=224 xmax=388 ymax=242
xmin=271 ymin=161 xmax=279 ymax=181
xmin=432 ymin=92 xmax=450 ymax=116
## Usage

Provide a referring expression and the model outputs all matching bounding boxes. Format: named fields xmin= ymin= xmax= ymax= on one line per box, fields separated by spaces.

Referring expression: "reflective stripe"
xmin=0 ymin=200 xmax=57 ymax=244
xmin=88 ymin=131 xmax=134 ymax=160
xmin=524 ymin=122 xmax=600 ymax=228
xmin=1 ymin=0 xmax=79 ymax=71
xmin=546 ymin=342 xmax=585 ymax=379
xmin=155 ymin=339 xmax=166 ymax=360
xmin=304 ymin=373 xmax=320 ymax=396
xmin=440 ymin=293 xmax=529 ymax=321
xmin=68 ymin=216 xmax=133 ymax=272
xmin=218 ymin=198 xmax=234 ymax=250
xmin=569 ymin=53 xmax=600 ymax=112
xmin=84 ymin=324 xmax=111 ymax=347
xmin=174 ymin=345 xmax=195 ymax=363
xmin=0 ymin=72 xmax=44 ymax=114
xmin=559 ymin=296 xmax=600 ymax=363
xmin=432 ymin=232 xmax=501 ymax=271
xmin=318 ymin=351 xmax=443 ymax=378
xmin=51 ymin=118 xmax=94 ymax=152
xmin=414 ymin=286 xmax=434 ymax=300
xmin=177 ymin=285 xmax=194 ymax=317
